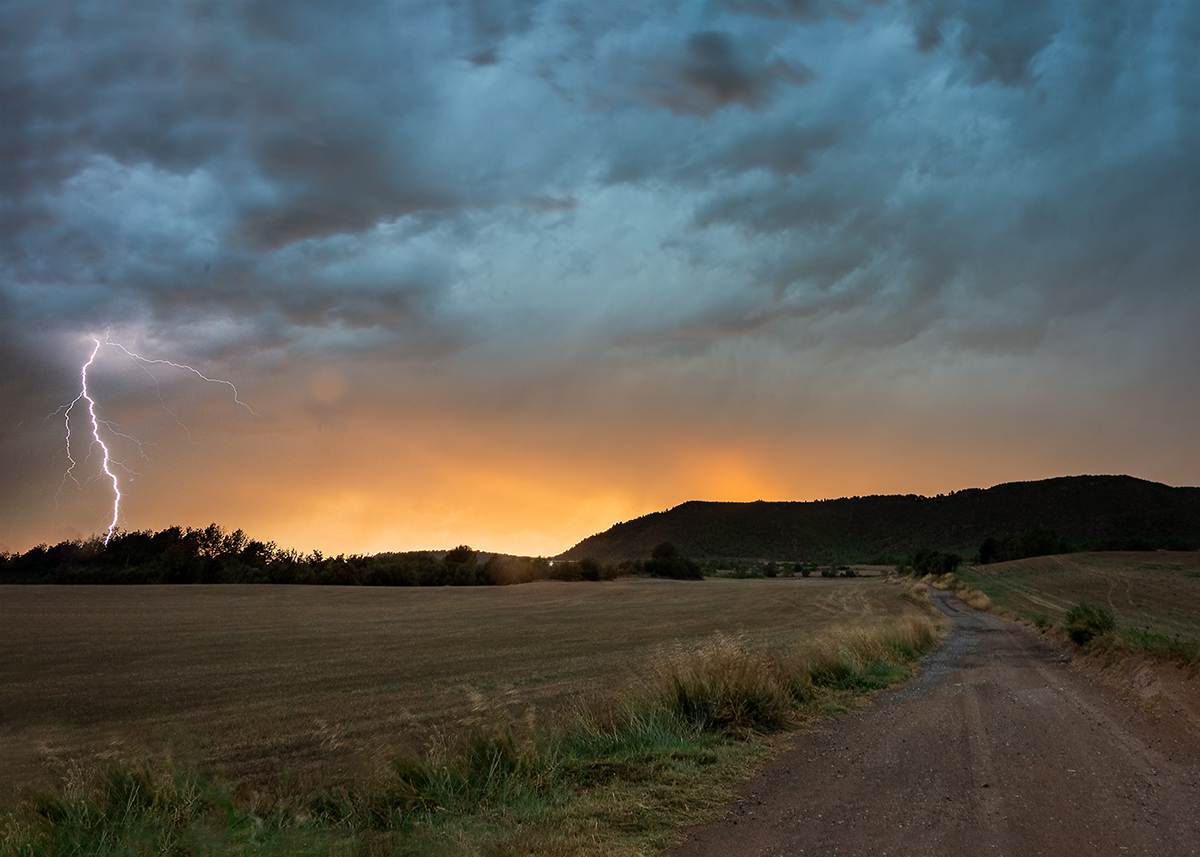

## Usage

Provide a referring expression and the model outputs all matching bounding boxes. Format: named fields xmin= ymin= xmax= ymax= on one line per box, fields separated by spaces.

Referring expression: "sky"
xmin=1 ymin=0 xmax=1197 ymax=558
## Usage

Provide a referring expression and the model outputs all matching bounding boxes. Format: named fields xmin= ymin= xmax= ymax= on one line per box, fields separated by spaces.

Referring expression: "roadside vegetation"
xmin=0 ymin=612 xmax=938 ymax=856
xmin=945 ymin=552 xmax=1200 ymax=666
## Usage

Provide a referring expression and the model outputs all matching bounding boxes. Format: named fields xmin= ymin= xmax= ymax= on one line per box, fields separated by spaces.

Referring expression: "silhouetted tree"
xmin=579 ymin=557 xmax=603 ymax=581
xmin=644 ymin=542 xmax=703 ymax=580
xmin=900 ymin=548 xmax=961 ymax=577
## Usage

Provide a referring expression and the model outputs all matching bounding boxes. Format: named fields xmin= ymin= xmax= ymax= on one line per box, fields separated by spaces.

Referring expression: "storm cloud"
xmin=1 ymin=0 xmax=1196 ymax=555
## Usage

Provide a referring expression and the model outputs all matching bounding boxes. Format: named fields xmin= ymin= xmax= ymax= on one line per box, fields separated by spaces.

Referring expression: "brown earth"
xmin=0 ymin=578 xmax=913 ymax=803
xmin=671 ymin=590 xmax=1200 ymax=857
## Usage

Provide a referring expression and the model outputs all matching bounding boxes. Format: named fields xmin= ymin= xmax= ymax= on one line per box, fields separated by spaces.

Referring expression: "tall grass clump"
xmin=802 ymin=617 xmax=938 ymax=695
xmin=958 ymin=588 xmax=993 ymax=611
xmin=2 ymin=754 xmax=273 ymax=857
xmin=1064 ymin=602 xmax=1116 ymax=646
xmin=636 ymin=616 xmax=939 ymax=736
xmin=1 ymin=754 xmax=359 ymax=856
xmin=640 ymin=635 xmax=802 ymax=736
xmin=2 ymin=616 xmax=941 ymax=857
xmin=897 ymin=580 xmax=944 ymax=618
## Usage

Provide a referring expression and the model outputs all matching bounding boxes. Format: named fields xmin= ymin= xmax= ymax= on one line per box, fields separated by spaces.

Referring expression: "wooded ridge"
xmin=557 ymin=475 xmax=1200 ymax=564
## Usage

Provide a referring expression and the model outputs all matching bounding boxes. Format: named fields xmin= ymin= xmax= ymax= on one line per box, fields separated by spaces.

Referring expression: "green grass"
xmin=960 ymin=551 xmax=1200 ymax=662
xmin=0 ymin=616 xmax=939 ymax=857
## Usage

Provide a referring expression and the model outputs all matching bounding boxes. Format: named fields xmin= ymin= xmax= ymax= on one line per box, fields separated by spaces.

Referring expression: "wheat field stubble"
xmin=0 ymin=577 xmax=914 ymax=802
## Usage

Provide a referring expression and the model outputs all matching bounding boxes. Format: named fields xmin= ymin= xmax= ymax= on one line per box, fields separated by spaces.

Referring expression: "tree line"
xmin=0 ymin=527 xmax=705 ymax=586
xmin=899 ymin=526 xmax=1085 ymax=576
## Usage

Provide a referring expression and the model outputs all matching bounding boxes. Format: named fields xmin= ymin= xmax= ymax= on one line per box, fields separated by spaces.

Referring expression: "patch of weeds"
xmin=1122 ymin=627 xmax=1200 ymax=664
xmin=809 ymin=658 xmax=910 ymax=693
xmin=813 ymin=700 xmax=850 ymax=717
xmin=0 ymin=754 xmax=354 ymax=857
xmin=1031 ymin=613 xmax=1050 ymax=630
xmin=1064 ymin=603 xmax=1116 ymax=646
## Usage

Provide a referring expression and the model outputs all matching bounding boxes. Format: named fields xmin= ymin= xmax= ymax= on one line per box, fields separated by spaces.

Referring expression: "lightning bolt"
xmin=55 ymin=333 xmax=256 ymax=544
xmin=60 ymin=339 xmax=122 ymax=543
xmin=103 ymin=333 xmax=259 ymax=416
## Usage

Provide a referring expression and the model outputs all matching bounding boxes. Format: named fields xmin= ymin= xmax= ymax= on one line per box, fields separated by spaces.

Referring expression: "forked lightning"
xmin=56 ymin=334 xmax=255 ymax=543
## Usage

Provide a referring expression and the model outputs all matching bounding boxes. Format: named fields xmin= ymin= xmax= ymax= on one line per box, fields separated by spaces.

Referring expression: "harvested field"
xmin=963 ymin=551 xmax=1200 ymax=643
xmin=0 ymin=577 xmax=914 ymax=803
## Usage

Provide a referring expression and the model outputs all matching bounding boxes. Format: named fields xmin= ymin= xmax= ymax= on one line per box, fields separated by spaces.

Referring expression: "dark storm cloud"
xmin=601 ymin=0 xmax=1197 ymax=367
xmin=0 ymin=0 xmax=489 ymax=361
xmin=908 ymin=0 xmax=1063 ymax=86
xmin=705 ymin=124 xmax=841 ymax=177
xmin=521 ymin=195 xmax=577 ymax=211
xmin=455 ymin=0 xmax=540 ymax=65
xmin=635 ymin=30 xmax=814 ymax=115
xmin=2 ymin=0 xmax=1197 ymax=555
xmin=1 ymin=0 xmax=1196 ymax=379
xmin=720 ymin=0 xmax=865 ymax=25
xmin=1 ymin=1 xmax=497 ymax=244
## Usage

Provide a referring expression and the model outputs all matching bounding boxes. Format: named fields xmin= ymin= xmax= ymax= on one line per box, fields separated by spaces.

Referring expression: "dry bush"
xmin=919 ymin=572 xmax=993 ymax=612
xmin=958 ymin=588 xmax=993 ymax=611
xmin=926 ymin=573 xmax=958 ymax=591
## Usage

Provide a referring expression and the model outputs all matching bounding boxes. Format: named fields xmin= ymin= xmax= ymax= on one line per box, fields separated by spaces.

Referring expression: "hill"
xmin=557 ymin=476 xmax=1200 ymax=564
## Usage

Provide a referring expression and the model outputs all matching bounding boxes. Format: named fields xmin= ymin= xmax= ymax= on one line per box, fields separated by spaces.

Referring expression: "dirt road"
xmin=671 ymin=591 xmax=1200 ymax=857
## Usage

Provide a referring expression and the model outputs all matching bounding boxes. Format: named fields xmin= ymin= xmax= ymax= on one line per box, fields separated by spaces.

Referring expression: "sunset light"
xmin=2 ymin=5 xmax=1199 ymax=853
xmin=2 ymin=0 xmax=1196 ymax=558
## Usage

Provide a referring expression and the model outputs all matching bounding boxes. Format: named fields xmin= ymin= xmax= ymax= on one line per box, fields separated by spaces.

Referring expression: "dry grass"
xmin=921 ymin=572 xmax=993 ymax=612
xmin=0 ymin=578 xmax=921 ymax=803
xmin=635 ymin=617 xmax=935 ymax=738
xmin=0 ymin=581 xmax=941 ymax=857
xmin=958 ymin=588 xmax=993 ymax=611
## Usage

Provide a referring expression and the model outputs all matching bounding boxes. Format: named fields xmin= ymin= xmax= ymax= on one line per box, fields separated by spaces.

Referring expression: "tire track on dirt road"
xmin=670 ymin=591 xmax=1200 ymax=857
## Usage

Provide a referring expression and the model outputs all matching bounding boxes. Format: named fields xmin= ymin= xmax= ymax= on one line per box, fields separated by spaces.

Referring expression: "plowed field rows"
xmin=0 ymin=578 xmax=910 ymax=801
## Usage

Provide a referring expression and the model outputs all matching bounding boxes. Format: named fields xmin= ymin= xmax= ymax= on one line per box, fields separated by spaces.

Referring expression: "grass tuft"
xmin=1063 ymin=602 xmax=1116 ymax=646
xmin=641 ymin=635 xmax=802 ymax=735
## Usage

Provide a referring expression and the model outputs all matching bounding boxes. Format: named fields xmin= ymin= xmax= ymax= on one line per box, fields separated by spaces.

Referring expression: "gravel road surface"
xmin=670 ymin=591 xmax=1200 ymax=857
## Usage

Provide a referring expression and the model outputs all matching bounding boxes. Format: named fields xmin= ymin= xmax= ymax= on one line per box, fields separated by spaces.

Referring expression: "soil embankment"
xmin=671 ymin=591 xmax=1200 ymax=856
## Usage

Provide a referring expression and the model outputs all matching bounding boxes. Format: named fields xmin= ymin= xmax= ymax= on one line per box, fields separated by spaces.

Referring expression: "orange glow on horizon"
xmin=7 ymin=352 xmax=1197 ymax=560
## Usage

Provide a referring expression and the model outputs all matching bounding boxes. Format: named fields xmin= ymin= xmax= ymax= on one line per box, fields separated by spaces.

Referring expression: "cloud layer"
xmin=2 ymin=0 xmax=1197 ymax=555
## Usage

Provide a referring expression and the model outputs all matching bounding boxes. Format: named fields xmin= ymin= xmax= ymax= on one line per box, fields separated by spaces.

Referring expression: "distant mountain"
xmin=557 ymin=476 xmax=1200 ymax=564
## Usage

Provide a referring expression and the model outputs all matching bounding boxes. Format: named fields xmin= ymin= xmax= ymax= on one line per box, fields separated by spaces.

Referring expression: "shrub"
xmin=644 ymin=542 xmax=703 ymax=580
xmin=1064 ymin=603 xmax=1116 ymax=646
xmin=979 ymin=527 xmax=1070 ymax=564
xmin=898 ymin=548 xmax=960 ymax=578
xmin=578 ymin=557 xmax=603 ymax=581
